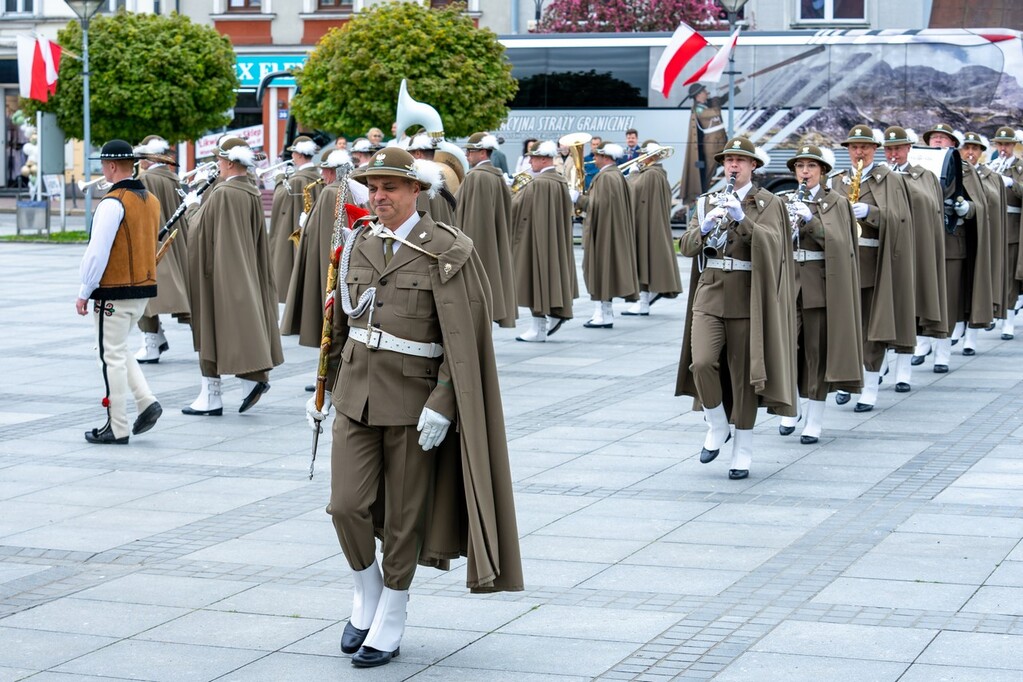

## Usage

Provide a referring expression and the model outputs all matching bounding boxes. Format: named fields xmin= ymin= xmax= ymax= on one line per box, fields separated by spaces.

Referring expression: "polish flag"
xmin=651 ymin=22 xmax=710 ymax=99
xmin=683 ymin=27 xmax=742 ymax=87
xmin=16 ymin=35 xmax=63 ymax=102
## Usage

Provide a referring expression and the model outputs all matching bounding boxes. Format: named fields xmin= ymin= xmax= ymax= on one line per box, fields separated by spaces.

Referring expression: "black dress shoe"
xmin=951 ymin=338 xmax=959 ymax=346
xmin=962 ymin=347 xmax=976 ymax=356
xmin=85 ymin=425 xmax=128 ymax=445
xmin=985 ymin=323 xmax=996 ymax=331
xmin=351 ymin=646 xmax=399 ymax=668
xmin=728 ymin=469 xmax=749 ymax=480
xmin=1002 ymin=333 xmax=1014 ymax=341
xmin=910 ymin=349 xmax=930 ymax=366
xmin=835 ymin=391 xmax=851 ymax=405
xmin=181 ymin=406 xmax=223 ymax=416
xmin=700 ymin=432 xmax=731 ymax=463
xmin=933 ymin=364 xmax=949 ymax=373
xmin=239 ymin=381 xmax=270 ymax=413
xmin=340 ymin=621 xmax=369 ymax=655
xmin=582 ymin=320 xmax=613 ymax=329
xmin=547 ymin=318 xmax=567 ymax=336
xmin=895 ymin=382 xmax=911 ymax=393
xmin=132 ymin=401 xmax=162 ymax=435
xmin=779 ymin=425 xmax=795 ymax=436
xmin=305 ymin=385 xmax=315 ymax=392
xmin=853 ymin=402 xmax=874 ymax=413
xmin=649 ymin=293 xmax=664 ymax=306
xmin=138 ymin=340 xmax=170 ymax=365
xmin=800 ymin=435 xmax=819 ymax=445
xmin=619 ymin=310 xmax=647 ymax=316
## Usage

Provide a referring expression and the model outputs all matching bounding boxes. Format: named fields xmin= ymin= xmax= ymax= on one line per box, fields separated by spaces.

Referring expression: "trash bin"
xmin=16 ymin=200 xmax=50 ymax=236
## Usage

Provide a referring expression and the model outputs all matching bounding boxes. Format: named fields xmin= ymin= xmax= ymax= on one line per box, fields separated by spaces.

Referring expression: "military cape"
xmin=139 ymin=164 xmax=189 ymax=317
xmin=580 ymin=165 xmax=639 ymax=301
xmin=628 ymin=163 xmax=682 ymax=297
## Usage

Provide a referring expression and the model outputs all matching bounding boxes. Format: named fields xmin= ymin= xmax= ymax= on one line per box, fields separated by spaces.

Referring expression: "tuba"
xmin=393 ymin=78 xmax=469 ymax=193
xmin=559 ymin=132 xmax=591 ymax=195
xmin=619 ymin=145 xmax=675 ymax=175
xmin=509 ymin=170 xmax=533 ymax=194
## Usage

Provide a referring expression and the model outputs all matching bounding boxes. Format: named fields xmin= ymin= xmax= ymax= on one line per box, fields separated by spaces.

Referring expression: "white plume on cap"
xmin=598 ymin=143 xmax=625 ymax=160
xmin=477 ymin=133 xmax=499 ymax=150
xmin=346 ymin=177 xmax=369 ymax=206
xmin=224 ymin=144 xmax=256 ymax=168
xmin=1015 ymin=129 xmax=1023 ymax=142
xmin=407 ymin=133 xmax=435 ymax=152
xmin=292 ymin=139 xmax=319 ymax=157
xmin=385 ymin=139 xmax=402 ymax=148
xmin=905 ymin=128 xmax=919 ymax=144
xmin=534 ymin=140 xmax=559 ymax=157
xmin=351 ymin=139 xmax=373 ymax=153
xmin=871 ymin=129 xmax=884 ymax=145
xmin=821 ymin=147 xmax=836 ymax=170
xmin=754 ymin=145 xmax=771 ymax=171
xmin=980 ymin=135 xmax=991 ymax=148
xmin=953 ymin=129 xmax=965 ymax=145
xmin=642 ymin=142 xmax=662 ymax=154
xmin=322 ymin=149 xmax=353 ymax=169
xmin=413 ymin=159 xmax=444 ymax=199
xmin=134 ymin=137 xmax=169 ymax=156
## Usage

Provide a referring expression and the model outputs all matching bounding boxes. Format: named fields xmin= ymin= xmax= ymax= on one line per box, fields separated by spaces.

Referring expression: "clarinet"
xmin=155 ymin=167 xmax=220 ymax=265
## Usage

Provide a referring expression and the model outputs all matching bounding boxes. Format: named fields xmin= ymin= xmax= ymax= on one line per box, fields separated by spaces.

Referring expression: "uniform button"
xmin=426 ymin=368 xmax=432 ymax=375
xmin=379 ymin=278 xmax=387 ymax=285
xmin=376 ymin=301 xmax=383 ymax=307
xmin=412 ymin=281 xmax=418 ymax=286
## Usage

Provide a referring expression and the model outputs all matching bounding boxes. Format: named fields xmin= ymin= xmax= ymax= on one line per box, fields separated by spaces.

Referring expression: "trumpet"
xmin=180 ymin=161 xmax=217 ymax=184
xmin=788 ymin=179 xmax=809 ymax=247
xmin=703 ymin=172 xmax=738 ymax=258
xmin=78 ymin=176 xmax=111 ymax=193
xmin=255 ymin=159 xmax=294 ymax=179
xmin=618 ymin=145 xmax=675 ymax=175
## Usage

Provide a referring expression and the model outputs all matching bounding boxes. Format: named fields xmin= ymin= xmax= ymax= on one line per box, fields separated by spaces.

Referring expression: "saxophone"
xmin=290 ymin=177 xmax=326 ymax=246
xmin=848 ymin=159 xmax=864 ymax=239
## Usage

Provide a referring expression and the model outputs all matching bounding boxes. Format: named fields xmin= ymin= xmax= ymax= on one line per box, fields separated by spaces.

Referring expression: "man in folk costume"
xmin=990 ymin=126 xmax=1023 ymax=339
xmin=304 ymin=148 xmax=523 ymax=668
xmin=75 ymin=140 xmax=163 ymax=444
xmin=677 ymin=136 xmax=797 ymax=480
xmin=883 ymin=126 xmax=947 ymax=393
xmin=777 ymin=145 xmax=863 ymax=444
xmin=914 ymin=124 xmax=995 ymax=371
xmin=681 ymin=83 xmax=730 ymax=206
xmin=829 ymin=124 xmax=914 ymax=413
xmin=131 ymin=135 xmax=188 ymax=365
xmin=454 ymin=132 xmax=517 ymax=328
xmin=281 ymin=150 xmax=369 ymax=350
xmin=510 ymin=140 xmax=579 ymax=342
xmin=577 ymin=141 xmax=639 ymax=328
xmin=962 ymin=132 xmax=1009 ymax=351
xmin=182 ymin=137 xmax=284 ymax=416
xmin=269 ymin=135 xmax=323 ymax=304
xmin=405 ymin=132 xmax=457 ymax=225
xmin=623 ymin=140 xmax=682 ymax=316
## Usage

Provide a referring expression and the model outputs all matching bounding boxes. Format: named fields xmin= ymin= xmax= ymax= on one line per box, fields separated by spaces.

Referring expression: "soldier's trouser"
xmin=93 ymin=298 xmax=156 ymax=438
xmin=690 ymin=311 xmax=757 ymax=430
xmin=946 ymin=258 xmax=966 ymax=335
xmin=328 ymin=414 xmax=435 ymax=591
xmin=798 ymin=307 xmax=829 ymax=402
xmin=138 ymin=314 xmax=160 ymax=333
xmin=861 ymin=287 xmax=886 ymax=371
xmin=199 ymin=360 xmax=268 ymax=383
xmin=1007 ymin=242 xmax=1021 ymax=304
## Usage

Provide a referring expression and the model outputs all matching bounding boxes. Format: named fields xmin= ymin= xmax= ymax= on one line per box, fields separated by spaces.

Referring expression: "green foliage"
xmin=292 ymin=1 xmax=517 ymax=139
xmin=22 ymin=12 xmax=237 ymax=144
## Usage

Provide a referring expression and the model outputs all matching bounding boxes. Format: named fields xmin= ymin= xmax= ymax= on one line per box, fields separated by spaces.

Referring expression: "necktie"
xmin=383 ymin=236 xmax=394 ymax=265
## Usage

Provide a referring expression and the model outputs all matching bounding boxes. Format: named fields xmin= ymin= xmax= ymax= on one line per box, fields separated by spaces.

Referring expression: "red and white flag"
xmin=651 ymin=22 xmax=709 ymax=99
xmin=683 ymin=27 xmax=742 ymax=87
xmin=17 ymin=35 xmax=63 ymax=103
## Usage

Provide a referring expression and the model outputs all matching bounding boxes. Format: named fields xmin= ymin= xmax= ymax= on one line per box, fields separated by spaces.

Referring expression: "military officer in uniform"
xmin=305 ymin=148 xmax=522 ymax=668
xmin=677 ymin=136 xmax=796 ymax=479
xmin=991 ymin=126 xmax=1023 ymax=338
xmin=777 ymin=144 xmax=862 ymax=443
xmin=269 ymin=136 xmax=323 ymax=303
xmin=76 ymin=140 xmax=163 ymax=444
xmin=829 ymin=124 xmax=913 ymax=413
xmin=133 ymin=135 xmax=189 ymax=364
xmin=681 ymin=83 xmax=729 ymax=205
xmin=454 ymin=132 xmax=517 ymax=328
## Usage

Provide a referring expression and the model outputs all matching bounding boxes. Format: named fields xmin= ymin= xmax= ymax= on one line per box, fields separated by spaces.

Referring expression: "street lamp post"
xmin=64 ymin=0 xmax=104 ymax=233
xmin=720 ymin=0 xmax=752 ymax=139
xmin=533 ymin=0 xmax=544 ymax=28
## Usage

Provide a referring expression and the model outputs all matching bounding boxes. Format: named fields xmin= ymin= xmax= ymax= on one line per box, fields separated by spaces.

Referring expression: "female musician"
xmin=778 ymin=144 xmax=863 ymax=444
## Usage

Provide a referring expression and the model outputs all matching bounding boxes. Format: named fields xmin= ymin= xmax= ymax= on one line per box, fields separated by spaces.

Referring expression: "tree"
xmin=292 ymin=1 xmax=517 ymax=139
xmin=536 ymin=0 xmax=724 ymax=33
xmin=23 ymin=12 xmax=237 ymax=144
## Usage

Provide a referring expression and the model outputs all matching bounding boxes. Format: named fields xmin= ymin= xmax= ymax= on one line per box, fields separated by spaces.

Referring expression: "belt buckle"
xmin=795 ymin=250 xmax=806 ymax=263
xmin=721 ymin=258 xmax=734 ymax=272
xmin=366 ymin=327 xmax=382 ymax=351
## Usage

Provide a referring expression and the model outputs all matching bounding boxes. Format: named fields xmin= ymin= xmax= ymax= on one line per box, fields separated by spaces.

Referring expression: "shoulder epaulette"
xmin=433 ymin=221 xmax=462 ymax=237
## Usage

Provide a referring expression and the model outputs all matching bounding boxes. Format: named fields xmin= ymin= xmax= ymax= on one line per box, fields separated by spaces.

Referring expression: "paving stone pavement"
xmin=3 ymin=240 xmax=1023 ymax=680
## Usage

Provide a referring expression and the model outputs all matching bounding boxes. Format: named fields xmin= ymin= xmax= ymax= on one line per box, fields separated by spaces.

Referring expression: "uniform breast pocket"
xmin=345 ymin=267 xmax=373 ymax=303
xmin=394 ymin=272 xmax=435 ymax=318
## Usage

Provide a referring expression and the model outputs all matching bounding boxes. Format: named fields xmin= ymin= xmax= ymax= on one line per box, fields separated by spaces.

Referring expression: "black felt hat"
xmin=90 ymin=139 xmax=137 ymax=161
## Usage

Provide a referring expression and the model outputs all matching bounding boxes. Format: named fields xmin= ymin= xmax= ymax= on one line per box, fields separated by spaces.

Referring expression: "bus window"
xmin=510 ymin=46 xmax=648 ymax=108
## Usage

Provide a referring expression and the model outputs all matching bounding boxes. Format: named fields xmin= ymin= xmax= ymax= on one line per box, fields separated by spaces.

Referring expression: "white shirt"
xmin=807 ymin=185 xmax=820 ymax=200
xmin=78 ymin=195 xmax=126 ymax=300
xmin=734 ymin=182 xmax=753 ymax=201
xmin=382 ymin=211 xmax=421 ymax=257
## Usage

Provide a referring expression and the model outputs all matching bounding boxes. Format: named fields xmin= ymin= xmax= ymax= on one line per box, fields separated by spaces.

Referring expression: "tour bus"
xmin=499 ymin=27 xmax=1023 ymax=197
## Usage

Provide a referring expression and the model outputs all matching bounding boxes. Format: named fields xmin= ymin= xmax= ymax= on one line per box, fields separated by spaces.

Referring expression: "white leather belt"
xmin=705 ymin=257 xmax=752 ymax=272
xmin=858 ymin=238 xmax=880 ymax=247
xmin=794 ymin=249 xmax=825 ymax=262
xmin=1008 ymin=206 xmax=1021 ymax=214
xmin=349 ymin=326 xmax=444 ymax=358
xmin=701 ymin=123 xmax=725 ymax=134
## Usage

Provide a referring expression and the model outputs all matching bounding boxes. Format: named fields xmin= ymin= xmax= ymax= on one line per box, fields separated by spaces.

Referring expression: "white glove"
xmin=1002 ymin=174 xmax=1014 ymax=188
xmin=417 ymin=407 xmax=451 ymax=451
xmin=954 ymin=199 xmax=970 ymax=217
xmin=792 ymin=201 xmax=812 ymax=223
xmin=852 ymin=202 xmax=869 ymax=220
xmin=569 ymin=188 xmax=580 ymax=203
xmin=183 ymin=190 xmax=201 ymax=208
xmin=305 ymin=393 xmax=332 ymax=433
xmin=701 ymin=208 xmax=725 ymax=235
xmin=720 ymin=196 xmax=745 ymax=222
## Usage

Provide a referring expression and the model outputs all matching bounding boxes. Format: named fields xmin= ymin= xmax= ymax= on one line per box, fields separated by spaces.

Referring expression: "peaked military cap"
xmin=961 ymin=131 xmax=987 ymax=150
xmin=992 ymin=127 xmax=1020 ymax=143
xmin=922 ymin=123 xmax=959 ymax=148
xmin=350 ymin=148 xmax=432 ymax=189
xmin=841 ymin=124 xmax=879 ymax=147
xmin=714 ymin=136 xmax=764 ymax=167
xmin=882 ymin=126 xmax=912 ymax=147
